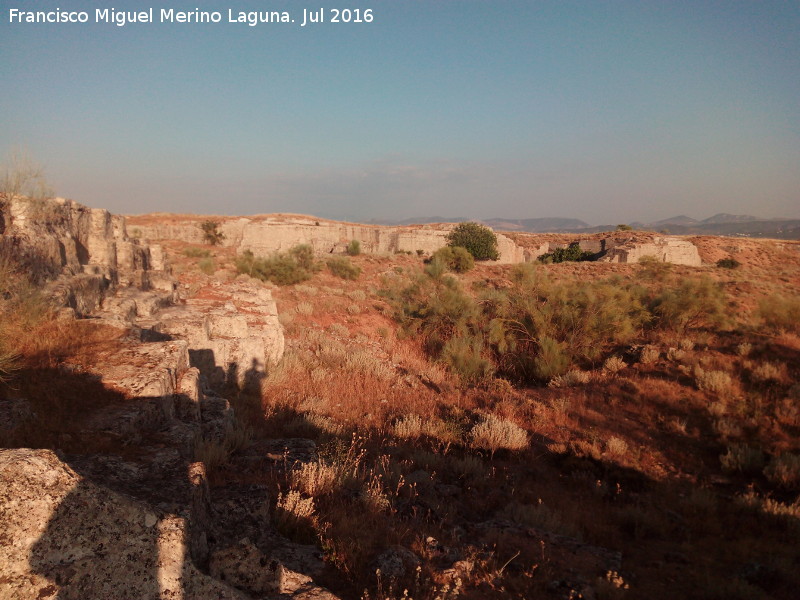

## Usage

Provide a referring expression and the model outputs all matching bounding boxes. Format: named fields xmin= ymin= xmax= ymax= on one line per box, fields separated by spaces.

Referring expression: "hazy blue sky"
xmin=1 ymin=0 xmax=798 ymax=223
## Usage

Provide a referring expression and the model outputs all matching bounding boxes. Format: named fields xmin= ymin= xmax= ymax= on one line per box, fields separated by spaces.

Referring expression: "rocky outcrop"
xmin=1 ymin=197 xmax=175 ymax=315
xmin=133 ymin=215 xmax=528 ymax=264
xmin=154 ymin=279 xmax=285 ymax=391
xmin=598 ymin=236 xmax=701 ymax=266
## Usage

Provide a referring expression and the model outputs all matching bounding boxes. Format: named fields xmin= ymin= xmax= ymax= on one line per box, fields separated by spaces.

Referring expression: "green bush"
xmin=446 ymin=222 xmax=499 ymax=261
xmin=326 ymin=256 xmax=361 ymax=280
xmin=757 ymin=294 xmax=800 ymax=334
xmin=486 ymin=274 xmax=649 ymax=382
xmin=441 ymin=335 xmax=493 ymax=384
xmin=198 ymin=257 xmax=216 ymax=275
xmin=289 ymin=244 xmax=316 ymax=271
xmin=346 ymin=240 xmax=361 ymax=256
xmin=538 ymin=242 xmax=595 ymax=264
xmin=200 ymin=220 xmax=225 ymax=245
xmin=235 ymin=246 xmax=317 ymax=286
xmin=430 ymin=246 xmax=474 ymax=273
xmin=183 ymin=247 xmax=211 ymax=258
xmin=716 ymin=258 xmax=740 ymax=269
xmin=651 ymin=276 xmax=728 ymax=333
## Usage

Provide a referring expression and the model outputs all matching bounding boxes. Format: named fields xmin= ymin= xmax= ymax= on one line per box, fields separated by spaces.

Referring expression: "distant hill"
xmin=651 ymin=215 xmax=699 ymax=227
xmin=482 ymin=217 xmax=591 ymax=232
xmin=701 ymin=213 xmax=759 ymax=224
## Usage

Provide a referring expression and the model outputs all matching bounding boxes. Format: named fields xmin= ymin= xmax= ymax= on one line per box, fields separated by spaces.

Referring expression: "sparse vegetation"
xmin=198 ymin=257 xmax=215 ymax=275
xmin=0 ymin=150 xmax=53 ymax=207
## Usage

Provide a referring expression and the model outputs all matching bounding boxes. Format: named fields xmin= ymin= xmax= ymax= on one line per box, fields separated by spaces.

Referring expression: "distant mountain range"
xmin=373 ymin=213 xmax=800 ymax=239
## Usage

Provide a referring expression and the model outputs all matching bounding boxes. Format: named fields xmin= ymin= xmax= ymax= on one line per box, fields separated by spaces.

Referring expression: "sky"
xmin=1 ymin=0 xmax=798 ymax=224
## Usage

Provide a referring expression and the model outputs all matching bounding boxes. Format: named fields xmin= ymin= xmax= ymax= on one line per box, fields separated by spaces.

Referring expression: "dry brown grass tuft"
xmin=469 ymin=414 xmax=528 ymax=456
xmin=603 ymin=356 xmax=627 ymax=374
xmin=290 ymin=460 xmax=339 ymax=497
xmin=694 ymin=367 xmax=733 ymax=395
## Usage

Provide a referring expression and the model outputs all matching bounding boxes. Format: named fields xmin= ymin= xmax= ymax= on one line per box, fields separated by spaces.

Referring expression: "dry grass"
xmin=548 ymin=369 xmax=591 ymax=388
xmin=603 ymin=356 xmax=627 ymax=374
xmin=290 ymin=459 xmax=339 ymax=497
xmin=694 ymin=367 xmax=734 ymax=395
xmin=469 ymin=415 xmax=528 ymax=456
xmin=764 ymin=453 xmax=800 ymax=490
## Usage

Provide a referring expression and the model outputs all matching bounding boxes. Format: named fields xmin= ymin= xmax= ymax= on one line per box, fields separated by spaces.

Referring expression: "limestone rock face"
xmin=131 ymin=214 xmax=704 ymax=267
xmin=0 ymin=448 xmax=247 ymax=600
xmin=132 ymin=216 xmax=527 ymax=264
xmin=158 ymin=280 xmax=285 ymax=392
xmin=599 ymin=236 xmax=702 ymax=266
xmin=1 ymin=197 xmax=174 ymax=315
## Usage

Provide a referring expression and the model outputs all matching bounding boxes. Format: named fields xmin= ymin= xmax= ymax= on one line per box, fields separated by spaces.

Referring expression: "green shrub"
xmin=183 ymin=247 xmax=211 ymax=258
xmin=441 ymin=334 xmax=493 ymax=384
xmin=198 ymin=257 xmax=215 ymax=275
xmin=533 ymin=336 xmax=571 ymax=381
xmin=200 ymin=220 xmax=225 ymax=245
xmin=234 ymin=247 xmax=316 ymax=286
xmin=757 ymin=294 xmax=800 ymax=334
xmin=446 ymin=222 xmax=499 ymax=261
xmin=289 ymin=244 xmax=316 ymax=271
xmin=430 ymin=246 xmax=474 ymax=273
xmin=326 ymin=256 xmax=361 ymax=280
xmin=487 ymin=275 xmax=648 ymax=382
xmin=538 ymin=242 xmax=595 ymax=264
xmin=346 ymin=239 xmax=361 ymax=256
xmin=716 ymin=257 xmax=740 ymax=269
xmin=651 ymin=276 xmax=728 ymax=333
xmin=616 ymin=224 xmax=633 ymax=231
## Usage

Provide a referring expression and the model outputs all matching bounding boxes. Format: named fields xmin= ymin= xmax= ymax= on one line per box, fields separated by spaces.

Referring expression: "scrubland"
xmin=3 ymin=236 xmax=800 ymax=600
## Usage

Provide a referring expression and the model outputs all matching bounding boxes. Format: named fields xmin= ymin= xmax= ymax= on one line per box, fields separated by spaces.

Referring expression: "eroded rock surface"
xmin=0 ymin=448 xmax=248 ymax=600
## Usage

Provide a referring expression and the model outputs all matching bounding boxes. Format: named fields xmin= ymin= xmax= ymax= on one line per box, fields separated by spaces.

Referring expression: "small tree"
xmin=346 ymin=239 xmax=361 ymax=256
xmin=0 ymin=150 xmax=53 ymax=206
xmin=446 ymin=222 xmax=499 ymax=261
xmin=200 ymin=220 xmax=225 ymax=245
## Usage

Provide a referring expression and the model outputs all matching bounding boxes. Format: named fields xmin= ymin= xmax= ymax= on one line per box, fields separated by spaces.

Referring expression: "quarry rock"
xmin=598 ymin=236 xmax=701 ymax=266
xmin=0 ymin=448 xmax=247 ymax=600
xmin=131 ymin=213 xmax=704 ymax=266
xmin=0 ymin=197 xmax=175 ymax=314
xmin=157 ymin=280 xmax=284 ymax=392
xmin=209 ymin=539 xmax=284 ymax=595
